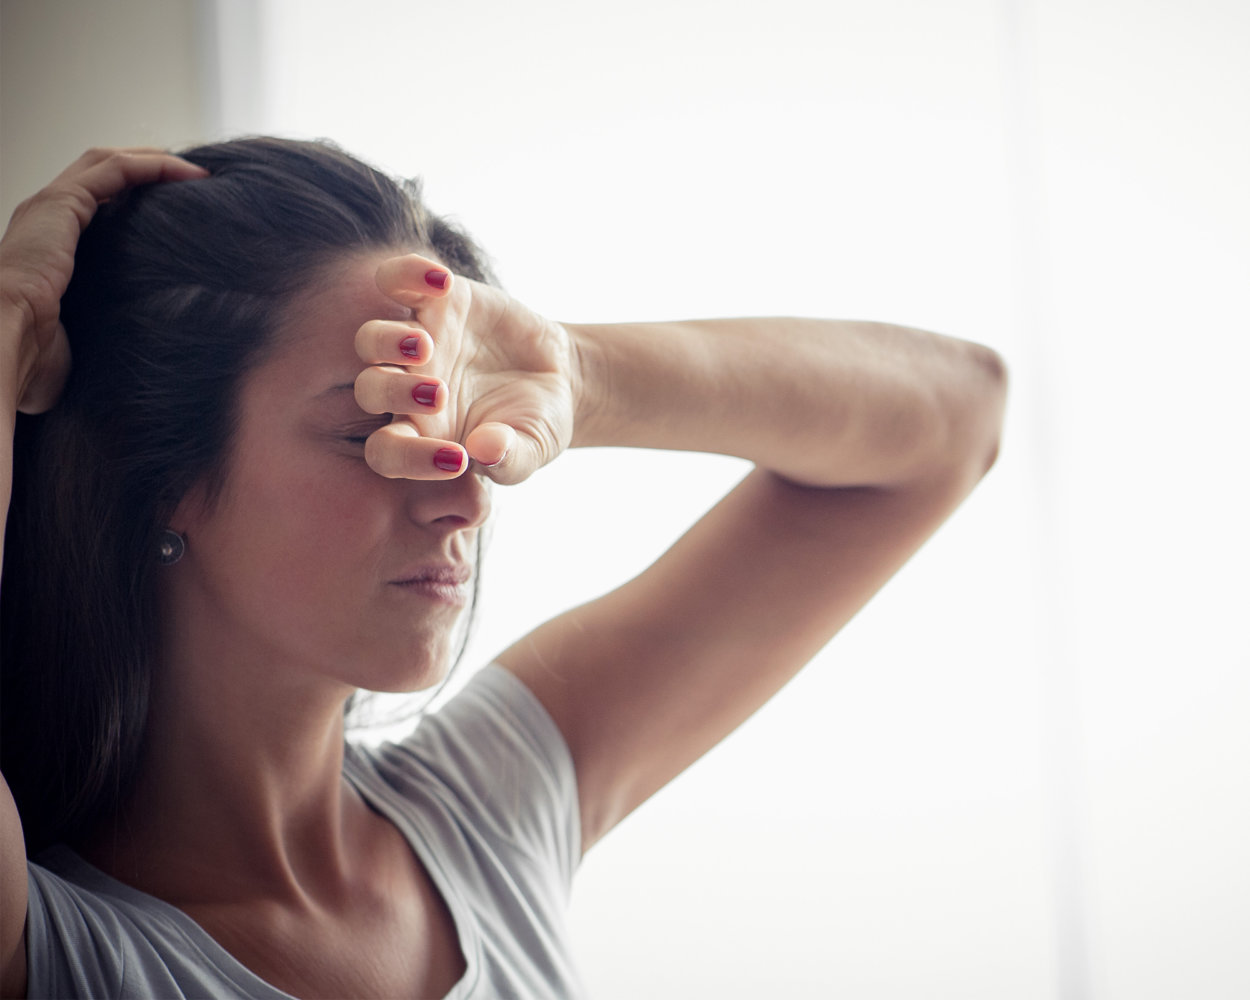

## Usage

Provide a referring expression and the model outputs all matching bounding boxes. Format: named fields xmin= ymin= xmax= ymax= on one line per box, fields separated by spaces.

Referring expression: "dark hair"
xmin=1 ymin=137 xmax=494 ymax=854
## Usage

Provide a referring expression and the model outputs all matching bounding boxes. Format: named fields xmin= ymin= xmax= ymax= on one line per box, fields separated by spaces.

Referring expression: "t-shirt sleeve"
xmin=25 ymin=863 xmax=126 ymax=998
xmin=24 ymin=856 xmax=269 ymax=1000
xmin=372 ymin=664 xmax=582 ymax=893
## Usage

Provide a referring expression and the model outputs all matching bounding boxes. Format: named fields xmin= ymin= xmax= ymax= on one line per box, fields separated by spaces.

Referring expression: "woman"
xmin=0 ymin=139 xmax=1006 ymax=998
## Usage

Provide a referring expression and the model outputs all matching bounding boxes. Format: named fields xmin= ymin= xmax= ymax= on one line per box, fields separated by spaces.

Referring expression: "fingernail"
xmin=400 ymin=336 xmax=421 ymax=359
xmin=482 ymin=450 xmax=508 ymax=469
xmin=425 ymin=270 xmax=449 ymax=290
xmin=433 ymin=447 xmax=464 ymax=472
xmin=412 ymin=382 xmax=438 ymax=407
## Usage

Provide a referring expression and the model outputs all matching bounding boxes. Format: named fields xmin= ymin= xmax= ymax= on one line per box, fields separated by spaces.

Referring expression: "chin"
xmin=342 ymin=665 xmax=454 ymax=725
xmin=335 ymin=614 xmax=469 ymax=696
xmin=352 ymin=649 xmax=457 ymax=696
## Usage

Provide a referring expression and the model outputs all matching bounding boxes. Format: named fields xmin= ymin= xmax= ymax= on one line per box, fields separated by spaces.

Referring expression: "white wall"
xmin=0 ymin=0 xmax=205 ymax=215
xmin=3 ymin=1 xmax=1246 ymax=997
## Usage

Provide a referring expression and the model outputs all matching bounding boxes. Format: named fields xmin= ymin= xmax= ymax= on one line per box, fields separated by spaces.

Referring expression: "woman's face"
xmin=168 ymin=251 xmax=489 ymax=698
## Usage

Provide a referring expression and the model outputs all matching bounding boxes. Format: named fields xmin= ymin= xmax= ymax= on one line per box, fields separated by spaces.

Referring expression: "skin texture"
xmin=0 ymin=152 xmax=1008 ymax=998
xmin=167 ymin=255 xmax=490 ymax=701
xmin=102 ymin=254 xmax=485 ymax=997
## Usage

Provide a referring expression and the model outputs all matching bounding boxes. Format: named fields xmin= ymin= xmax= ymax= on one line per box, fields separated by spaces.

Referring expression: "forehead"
xmin=280 ymin=252 xmax=415 ymax=335
xmin=242 ymin=251 xmax=417 ymax=410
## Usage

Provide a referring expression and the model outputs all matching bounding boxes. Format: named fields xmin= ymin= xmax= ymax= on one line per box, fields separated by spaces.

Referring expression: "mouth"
xmin=389 ymin=564 xmax=473 ymax=604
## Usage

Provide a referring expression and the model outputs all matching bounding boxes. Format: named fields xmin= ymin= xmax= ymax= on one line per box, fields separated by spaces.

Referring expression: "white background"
xmin=2 ymin=1 xmax=1247 ymax=996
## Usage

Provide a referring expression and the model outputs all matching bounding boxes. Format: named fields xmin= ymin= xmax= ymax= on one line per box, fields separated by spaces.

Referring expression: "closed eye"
xmin=340 ymin=416 xmax=392 ymax=445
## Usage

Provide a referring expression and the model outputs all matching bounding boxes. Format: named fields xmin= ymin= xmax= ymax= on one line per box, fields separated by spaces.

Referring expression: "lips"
xmin=390 ymin=564 xmax=472 ymax=586
xmin=389 ymin=563 xmax=473 ymax=604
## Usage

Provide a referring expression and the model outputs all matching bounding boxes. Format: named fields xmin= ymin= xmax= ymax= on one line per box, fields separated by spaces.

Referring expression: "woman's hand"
xmin=0 ymin=147 xmax=208 ymax=412
xmin=353 ymin=253 xmax=578 ymax=485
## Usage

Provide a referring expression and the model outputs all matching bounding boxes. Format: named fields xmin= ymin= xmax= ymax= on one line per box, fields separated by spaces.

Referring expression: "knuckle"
xmin=24 ymin=185 xmax=95 ymax=227
xmin=364 ymin=434 xmax=402 ymax=477
xmin=390 ymin=378 xmax=413 ymax=412
xmin=354 ymin=321 xmax=377 ymax=352
xmin=363 ymin=435 xmax=388 ymax=474
xmin=353 ymin=370 xmax=385 ymax=413
xmin=82 ymin=146 xmax=121 ymax=165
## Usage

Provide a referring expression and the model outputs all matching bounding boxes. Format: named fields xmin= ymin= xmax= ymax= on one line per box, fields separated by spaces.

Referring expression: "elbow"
xmin=963 ymin=342 xmax=1009 ymax=480
xmin=921 ymin=341 xmax=1007 ymax=490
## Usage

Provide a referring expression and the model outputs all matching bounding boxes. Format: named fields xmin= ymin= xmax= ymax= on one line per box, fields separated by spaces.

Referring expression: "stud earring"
xmin=158 ymin=529 xmax=186 ymax=566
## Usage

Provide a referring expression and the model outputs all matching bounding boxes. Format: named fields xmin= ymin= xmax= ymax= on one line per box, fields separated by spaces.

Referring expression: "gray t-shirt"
xmin=24 ymin=665 xmax=587 ymax=998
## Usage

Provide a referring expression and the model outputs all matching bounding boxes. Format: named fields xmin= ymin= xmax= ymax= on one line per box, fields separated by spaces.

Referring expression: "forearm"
xmin=0 ymin=300 xmax=27 ymax=559
xmin=568 ymin=317 xmax=1007 ymax=489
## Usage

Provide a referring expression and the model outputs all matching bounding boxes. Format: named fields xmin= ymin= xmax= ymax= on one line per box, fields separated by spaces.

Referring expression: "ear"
xmin=167 ymin=478 xmax=214 ymax=537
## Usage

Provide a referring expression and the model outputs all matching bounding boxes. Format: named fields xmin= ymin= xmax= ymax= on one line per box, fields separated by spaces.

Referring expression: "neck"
xmin=82 ymin=615 xmax=366 ymax=908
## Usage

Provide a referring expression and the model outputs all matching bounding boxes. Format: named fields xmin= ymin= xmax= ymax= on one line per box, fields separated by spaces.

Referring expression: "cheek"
xmin=207 ymin=452 xmax=395 ymax=595
xmin=257 ymin=472 xmax=391 ymax=570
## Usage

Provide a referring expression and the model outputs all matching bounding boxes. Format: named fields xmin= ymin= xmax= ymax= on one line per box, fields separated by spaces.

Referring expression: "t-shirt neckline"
xmin=36 ymin=745 xmax=481 ymax=1000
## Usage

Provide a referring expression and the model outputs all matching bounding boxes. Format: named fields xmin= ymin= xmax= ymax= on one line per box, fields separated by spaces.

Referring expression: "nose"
xmin=404 ymin=469 xmax=491 ymax=531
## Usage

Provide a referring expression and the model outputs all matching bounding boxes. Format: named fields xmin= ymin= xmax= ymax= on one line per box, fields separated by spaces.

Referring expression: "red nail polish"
xmin=400 ymin=336 xmax=421 ymax=359
xmin=433 ymin=447 xmax=463 ymax=472
xmin=425 ymin=270 xmax=449 ymax=290
xmin=412 ymin=382 xmax=438 ymax=407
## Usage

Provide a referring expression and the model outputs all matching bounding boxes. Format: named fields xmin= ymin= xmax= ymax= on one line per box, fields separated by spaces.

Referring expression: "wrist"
xmin=0 ymin=298 xmax=32 ymax=400
xmin=564 ymin=321 xmax=610 ymax=449
xmin=560 ymin=318 xmax=707 ymax=453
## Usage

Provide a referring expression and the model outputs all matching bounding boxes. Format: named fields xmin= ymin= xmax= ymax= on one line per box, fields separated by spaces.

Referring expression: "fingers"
xmin=31 ymin=150 xmax=209 ymax=232
xmin=354 ymin=365 xmax=447 ymax=416
xmin=363 ymin=254 xmax=534 ymax=483
xmin=465 ymin=422 xmax=555 ymax=486
xmin=363 ymin=416 xmax=537 ymax=483
xmin=7 ymin=148 xmax=209 ymax=235
xmin=365 ymin=418 xmax=531 ymax=484
xmin=465 ymin=422 xmax=516 ymax=472
xmin=62 ymin=147 xmax=208 ymax=203
xmin=374 ymin=253 xmax=453 ymax=309
xmin=355 ymin=318 xmax=433 ymax=367
xmin=364 ymin=421 xmax=468 ymax=480
xmin=6 ymin=149 xmax=207 ymax=237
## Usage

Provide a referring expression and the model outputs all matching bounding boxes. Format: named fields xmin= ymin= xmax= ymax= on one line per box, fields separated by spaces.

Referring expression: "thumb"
xmin=465 ymin=421 xmax=541 ymax=485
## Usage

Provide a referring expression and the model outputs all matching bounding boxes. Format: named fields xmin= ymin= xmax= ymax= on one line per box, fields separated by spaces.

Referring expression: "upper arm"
xmin=2 ymin=345 xmax=28 ymax=999
xmin=1 ymin=775 xmax=28 ymax=999
xmin=499 ymin=463 xmax=987 ymax=853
